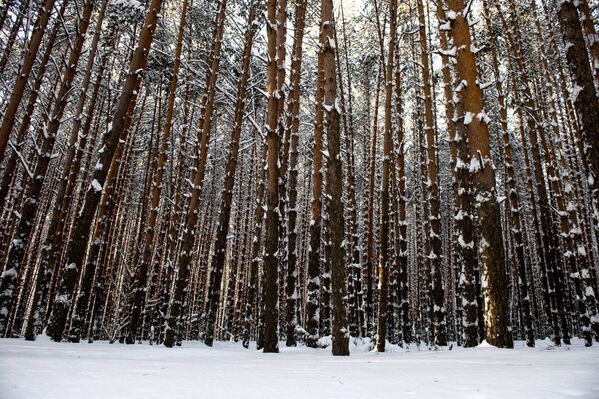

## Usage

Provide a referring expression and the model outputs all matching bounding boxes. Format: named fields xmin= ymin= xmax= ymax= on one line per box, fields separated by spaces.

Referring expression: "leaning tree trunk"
xmin=45 ymin=0 xmax=165 ymax=341
xmin=0 ymin=0 xmax=61 ymax=162
xmin=0 ymin=0 xmax=68 ymax=210
xmin=0 ymin=0 xmax=15 ymax=32
xmin=577 ymin=0 xmax=599 ymax=90
xmin=0 ymin=0 xmax=96 ymax=336
xmin=557 ymin=0 xmax=599 ymax=243
xmin=0 ymin=1 xmax=27 ymax=85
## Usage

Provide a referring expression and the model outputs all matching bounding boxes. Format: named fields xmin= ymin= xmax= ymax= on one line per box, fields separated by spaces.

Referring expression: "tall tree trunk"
xmin=0 ymin=0 xmax=68 ymax=209
xmin=284 ymin=0 xmax=307 ymax=347
xmin=127 ymin=0 xmax=189 ymax=345
xmin=162 ymin=0 xmax=228 ymax=348
xmin=446 ymin=0 xmax=513 ymax=348
xmin=243 ymin=129 xmax=268 ymax=349
xmin=203 ymin=4 xmax=258 ymax=347
xmin=393 ymin=31 xmax=410 ymax=346
xmin=418 ymin=0 xmax=446 ymax=347
xmin=557 ymin=0 xmax=599 ymax=244
xmin=261 ymin=0 xmax=281 ymax=354
xmin=497 ymin=0 xmax=563 ymax=344
xmin=316 ymin=0 xmax=349 ymax=356
xmin=304 ymin=9 xmax=328 ymax=349
xmin=375 ymin=0 xmax=397 ymax=353
xmin=45 ymin=0 xmax=164 ymax=341
xmin=364 ymin=62 xmax=381 ymax=338
xmin=0 ymin=0 xmax=15 ymax=33
xmin=577 ymin=0 xmax=599 ymax=90
xmin=481 ymin=0 xmax=534 ymax=347
xmin=0 ymin=0 xmax=61 ymax=162
xmin=336 ymin=3 xmax=363 ymax=339
xmin=0 ymin=0 xmax=26 ymax=77
xmin=0 ymin=0 xmax=96 ymax=336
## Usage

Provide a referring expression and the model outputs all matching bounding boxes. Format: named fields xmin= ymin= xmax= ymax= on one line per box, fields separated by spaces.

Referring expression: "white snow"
xmin=91 ymin=179 xmax=103 ymax=192
xmin=469 ymin=156 xmax=481 ymax=173
xmin=0 ymin=267 xmax=18 ymax=279
xmin=439 ymin=46 xmax=456 ymax=57
xmin=570 ymin=84 xmax=583 ymax=103
xmin=464 ymin=111 xmax=473 ymax=125
xmin=0 ymin=338 xmax=597 ymax=399
xmin=476 ymin=111 xmax=491 ymax=124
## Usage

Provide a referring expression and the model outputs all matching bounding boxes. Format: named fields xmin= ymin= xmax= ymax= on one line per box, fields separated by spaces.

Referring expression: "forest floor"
xmin=0 ymin=336 xmax=598 ymax=399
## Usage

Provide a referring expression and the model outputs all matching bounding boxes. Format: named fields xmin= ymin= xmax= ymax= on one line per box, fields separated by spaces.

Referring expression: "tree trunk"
xmin=375 ymin=0 xmax=397 ymax=353
xmin=284 ymin=0 xmax=307 ymax=347
xmin=557 ymin=0 xmax=599 ymax=245
xmin=0 ymin=0 xmax=96 ymax=336
xmin=316 ymin=0 xmax=349 ymax=356
xmin=0 ymin=0 xmax=61 ymax=162
xmin=447 ymin=0 xmax=513 ymax=348
xmin=127 ymin=0 xmax=189 ymax=345
xmin=203 ymin=4 xmax=258 ymax=347
xmin=481 ymin=0 xmax=534 ymax=347
xmin=261 ymin=0 xmax=281 ymax=354
xmin=45 ymin=0 xmax=164 ymax=341
xmin=162 ymin=0 xmax=228 ymax=348
xmin=577 ymin=0 xmax=599 ymax=90
xmin=0 ymin=0 xmax=68 ymax=209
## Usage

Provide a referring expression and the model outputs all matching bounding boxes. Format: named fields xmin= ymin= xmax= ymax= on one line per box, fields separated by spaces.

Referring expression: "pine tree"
xmin=45 ymin=0 xmax=165 ymax=342
xmin=375 ymin=0 xmax=397 ymax=353
xmin=0 ymin=0 xmax=60 ymax=162
xmin=262 ymin=0 xmax=281 ymax=354
xmin=557 ymin=0 xmax=599 ymax=244
xmin=284 ymin=0 xmax=307 ymax=347
xmin=0 ymin=0 xmax=96 ymax=336
xmin=445 ymin=0 xmax=512 ymax=348
xmin=204 ymin=3 xmax=258 ymax=347
xmin=127 ymin=0 xmax=190 ymax=345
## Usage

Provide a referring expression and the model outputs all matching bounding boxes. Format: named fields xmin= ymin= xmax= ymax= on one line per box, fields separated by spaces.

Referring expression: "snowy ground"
xmin=1 ymin=337 xmax=598 ymax=399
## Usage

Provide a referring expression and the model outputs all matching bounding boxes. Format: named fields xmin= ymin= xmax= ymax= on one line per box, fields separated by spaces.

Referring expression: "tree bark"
xmin=284 ymin=0 xmax=307 ymax=347
xmin=375 ymin=0 xmax=397 ymax=353
xmin=447 ymin=0 xmax=513 ymax=348
xmin=557 ymin=0 xmax=599 ymax=244
xmin=261 ymin=0 xmax=281 ymax=354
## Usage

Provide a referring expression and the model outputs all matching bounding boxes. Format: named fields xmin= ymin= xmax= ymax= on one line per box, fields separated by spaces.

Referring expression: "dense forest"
xmin=0 ymin=0 xmax=597 ymax=356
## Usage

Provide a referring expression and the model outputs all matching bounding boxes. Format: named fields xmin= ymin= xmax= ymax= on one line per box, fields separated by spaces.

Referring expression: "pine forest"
xmin=0 ymin=0 xmax=598 ymax=397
